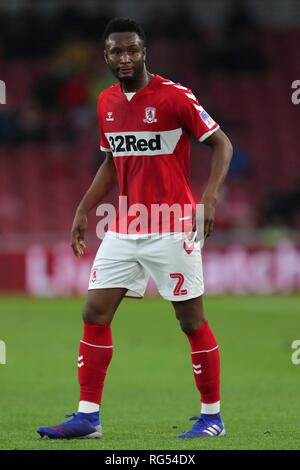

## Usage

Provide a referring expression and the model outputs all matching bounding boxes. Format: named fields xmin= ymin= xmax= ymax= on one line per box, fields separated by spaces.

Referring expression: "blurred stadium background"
xmin=1 ymin=0 xmax=300 ymax=297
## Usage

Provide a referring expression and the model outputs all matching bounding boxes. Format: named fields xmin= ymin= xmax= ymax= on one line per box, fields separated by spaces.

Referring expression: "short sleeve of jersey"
xmin=176 ymin=88 xmax=219 ymax=142
xmin=97 ymin=93 xmax=111 ymax=152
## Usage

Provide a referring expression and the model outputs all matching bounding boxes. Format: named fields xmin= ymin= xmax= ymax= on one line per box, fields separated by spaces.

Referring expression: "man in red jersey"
xmin=37 ymin=17 xmax=232 ymax=440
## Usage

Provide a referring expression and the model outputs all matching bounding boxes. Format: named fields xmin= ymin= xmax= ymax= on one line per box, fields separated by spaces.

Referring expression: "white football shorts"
xmin=88 ymin=231 xmax=204 ymax=301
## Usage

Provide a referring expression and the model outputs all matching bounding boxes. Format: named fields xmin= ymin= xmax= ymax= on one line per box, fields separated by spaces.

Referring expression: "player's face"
xmin=104 ymin=32 xmax=146 ymax=81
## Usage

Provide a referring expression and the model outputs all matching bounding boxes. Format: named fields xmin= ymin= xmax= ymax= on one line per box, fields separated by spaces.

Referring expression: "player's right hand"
xmin=70 ymin=211 xmax=87 ymax=257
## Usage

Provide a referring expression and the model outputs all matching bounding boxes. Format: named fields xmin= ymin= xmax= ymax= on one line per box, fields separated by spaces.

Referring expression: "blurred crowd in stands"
xmin=0 ymin=1 xmax=299 ymax=241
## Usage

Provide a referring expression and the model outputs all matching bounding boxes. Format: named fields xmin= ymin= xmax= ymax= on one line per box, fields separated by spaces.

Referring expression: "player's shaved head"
xmin=103 ymin=17 xmax=146 ymax=47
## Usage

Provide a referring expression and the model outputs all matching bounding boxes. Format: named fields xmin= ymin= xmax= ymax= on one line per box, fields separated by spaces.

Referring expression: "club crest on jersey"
xmin=106 ymin=112 xmax=114 ymax=121
xmin=90 ymin=269 xmax=97 ymax=282
xmin=143 ymin=107 xmax=157 ymax=124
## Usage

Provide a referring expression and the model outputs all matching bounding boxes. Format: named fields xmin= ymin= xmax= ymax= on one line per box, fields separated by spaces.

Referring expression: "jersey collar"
xmin=117 ymin=74 xmax=160 ymax=101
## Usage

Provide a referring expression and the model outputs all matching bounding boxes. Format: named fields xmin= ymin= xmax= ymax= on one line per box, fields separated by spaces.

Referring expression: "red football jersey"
xmin=97 ymin=74 xmax=219 ymax=235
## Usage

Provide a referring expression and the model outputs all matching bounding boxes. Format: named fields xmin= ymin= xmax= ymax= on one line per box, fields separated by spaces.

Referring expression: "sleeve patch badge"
xmin=200 ymin=109 xmax=215 ymax=129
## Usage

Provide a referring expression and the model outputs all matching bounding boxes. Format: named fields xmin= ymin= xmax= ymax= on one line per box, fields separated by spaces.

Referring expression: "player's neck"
xmin=120 ymin=70 xmax=154 ymax=93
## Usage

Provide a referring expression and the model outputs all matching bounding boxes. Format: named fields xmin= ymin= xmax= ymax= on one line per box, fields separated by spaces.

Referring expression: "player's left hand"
xmin=193 ymin=198 xmax=216 ymax=239
xmin=202 ymin=200 xmax=215 ymax=238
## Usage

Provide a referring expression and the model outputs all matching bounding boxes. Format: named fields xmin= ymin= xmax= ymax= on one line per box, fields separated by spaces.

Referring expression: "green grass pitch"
xmin=0 ymin=295 xmax=299 ymax=450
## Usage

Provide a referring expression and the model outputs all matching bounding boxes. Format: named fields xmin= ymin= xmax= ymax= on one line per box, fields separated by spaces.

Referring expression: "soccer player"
xmin=37 ymin=17 xmax=232 ymax=439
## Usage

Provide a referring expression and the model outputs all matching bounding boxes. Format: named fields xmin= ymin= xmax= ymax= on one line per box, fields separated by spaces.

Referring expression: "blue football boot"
xmin=178 ymin=413 xmax=225 ymax=439
xmin=37 ymin=412 xmax=101 ymax=439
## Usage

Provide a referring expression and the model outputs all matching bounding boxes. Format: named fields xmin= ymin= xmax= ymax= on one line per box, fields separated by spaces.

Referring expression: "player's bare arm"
xmin=198 ymin=129 xmax=233 ymax=238
xmin=70 ymin=152 xmax=117 ymax=257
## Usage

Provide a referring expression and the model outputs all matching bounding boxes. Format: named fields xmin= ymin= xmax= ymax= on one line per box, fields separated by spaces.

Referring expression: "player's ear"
xmin=104 ymin=50 xmax=108 ymax=64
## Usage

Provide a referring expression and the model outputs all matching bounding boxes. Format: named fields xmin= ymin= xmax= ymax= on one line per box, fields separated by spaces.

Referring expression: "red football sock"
xmin=185 ymin=321 xmax=220 ymax=404
xmin=78 ymin=322 xmax=113 ymax=404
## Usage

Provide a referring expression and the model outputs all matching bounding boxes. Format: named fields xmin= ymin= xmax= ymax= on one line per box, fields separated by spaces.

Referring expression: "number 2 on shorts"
xmin=170 ymin=273 xmax=188 ymax=296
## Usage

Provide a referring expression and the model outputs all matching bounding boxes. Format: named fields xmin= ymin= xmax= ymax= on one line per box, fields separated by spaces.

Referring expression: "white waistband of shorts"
xmin=106 ymin=231 xmax=187 ymax=240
